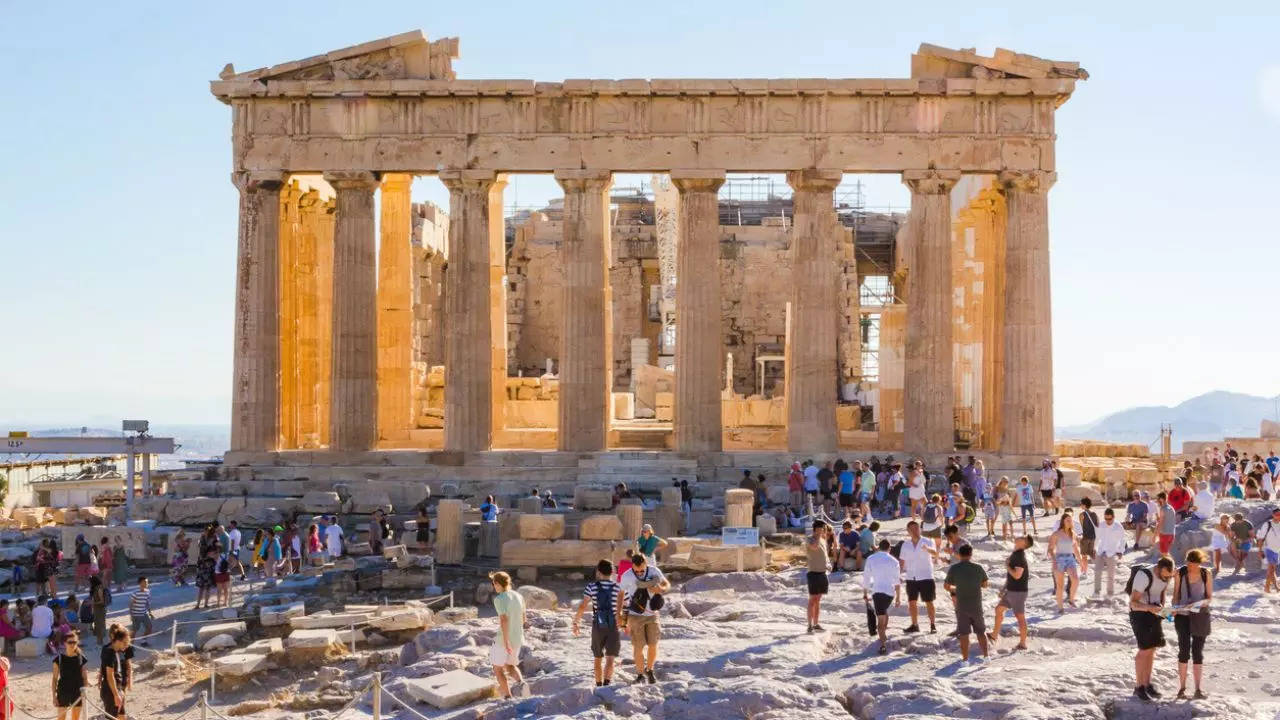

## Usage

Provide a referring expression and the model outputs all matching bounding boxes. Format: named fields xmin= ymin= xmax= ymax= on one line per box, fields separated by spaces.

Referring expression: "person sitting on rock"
xmin=835 ymin=520 xmax=859 ymax=571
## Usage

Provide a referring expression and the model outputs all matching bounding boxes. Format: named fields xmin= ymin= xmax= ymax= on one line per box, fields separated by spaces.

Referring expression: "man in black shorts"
xmin=805 ymin=521 xmax=831 ymax=632
xmin=572 ymin=559 xmax=622 ymax=687
xmin=943 ymin=544 xmax=989 ymax=662
xmin=1128 ymin=557 xmax=1175 ymax=701
xmin=861 ymin=539 xmax=901 ymax=654
xmin=898 ymin=520 xmax=939 ymax=633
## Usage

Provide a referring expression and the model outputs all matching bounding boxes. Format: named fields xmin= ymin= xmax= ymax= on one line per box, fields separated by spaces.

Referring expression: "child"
xmin=997 ymin=486 xmax=1014 ymax=541
xmin=214 ymin=556 xmax=231 ymax=608
xmin=982 ymin=487 xmax=997 ymax=539
xmin=64 ymin=594 xmax=79 ymax=624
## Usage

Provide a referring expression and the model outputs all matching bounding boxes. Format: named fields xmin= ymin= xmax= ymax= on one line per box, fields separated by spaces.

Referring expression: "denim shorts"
xmin=1054 ymin=553 xmax=1079 ymax=573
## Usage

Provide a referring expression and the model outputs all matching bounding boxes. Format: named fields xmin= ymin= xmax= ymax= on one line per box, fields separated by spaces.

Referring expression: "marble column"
xmin=296 ymin=190 xmax=325 ymax=448
xmin=785 ymin=169 xmax=842 ymax=452
xmin=999 ymin=170 xmax=1056 ymax=457
xmin=618 ymin=500 xmax=643 ymax=540
xmin=323 ymin=171 xmax=380 ymax=451
xmin=434 ymin=498 xmax=464 ymax=564
xmin=278 ymin=181 xmax=302 ymax=449
xmin=377 ymin=173 xmax=414 ymax=445
xmin=671 ymin=170 xmax=726 ymax=452
xmin=555 ymin=169 xmax=614 ymax=451
xmin=440 ymin=170 xmax=507 ymax=452
xmin=901 ymin=170 xmax=960 ymax=457
xmin=724 ymin=488 xmax=753 ymax=528
xmin=230 ymin=170 xmax=286 ymax=452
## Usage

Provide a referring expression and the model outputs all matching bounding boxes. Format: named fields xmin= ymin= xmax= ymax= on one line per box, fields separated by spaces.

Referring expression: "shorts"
xmin=922 ymin=527 xmax=942 ymax=540
xmin=1237 ymin=541 xmax=1252 ymax=553
xmin=101 ymin=689 xmax=126 ymax=717
xmin=55 ymin=691 xmax=81 ymax=708
xmin=1129 ymin=610 xmax=1165 ymax=650
xmin=839 ymin=493 xmax=856 ymax=508
xmin=1054 ymin=553 xmax=1078 ymax=573
xmin=905 ymin=579 xmax=936 ymax=603
xmin=590 ymin=625 xmax=621 ymax=658
xmin=998 ymin=589 xmax=1027 ymax=615
xmin=1079 ymin=538 xmax=1096 ymax=558
xmin=871 ymin=592 xmax=893 ymax=616
xmin=954 ymin=607 xmax=986 ymax=636
xmin=1266 ymin=549 xmax=1279 ymax=566
xmin=807 ymin=571 xmax=829 ymax=596
xmin=627 ymin=614 xmax=660 ymax=646
xmin=1158 ymin=534 xmax=1174 ymax=554
xmin=489 ymin=641 xmax=522 ymax=666
xmin=75 ymin=563 xmax=92 ymax=580
xmin=1041 ymin=489 xmax=1054 ymax=501
xmin=1020 ymin=505 xmax=1034 ymax=520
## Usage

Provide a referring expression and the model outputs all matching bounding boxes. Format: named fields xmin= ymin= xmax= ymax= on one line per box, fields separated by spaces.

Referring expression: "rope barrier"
xmin=380 ymin=684 xmax=434 ymax=720
xmin=319 ymin=678 xmax=374 ymax=720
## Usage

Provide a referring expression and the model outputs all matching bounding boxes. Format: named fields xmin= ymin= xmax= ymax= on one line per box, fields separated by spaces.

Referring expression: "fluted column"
xmin=555 ymin=169 xmax=614 ymax=451
xmin=296 ymin=190 xmax=325 ymax=448
xmin=786 ymin=169 xmax=842 ymax=452
xmin=440 ymin=170 xmax=508 ymax=452
xmin=902 ymin=169 xmax=960 ymax=457
xmin=671 ymin=170 xmax=726 ymax=452
xmin=324 ymin=170 xmax=380 ymax=451
xmin=377 ymin=173 xmax=414 ymax=445
xmin=230 ymin=170 xmax=286 ymax=452
xmin=999 ymin=170 xmax=1056 ymax=456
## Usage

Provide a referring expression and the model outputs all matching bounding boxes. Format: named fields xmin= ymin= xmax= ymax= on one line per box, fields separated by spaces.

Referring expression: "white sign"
xmin=722 ymin=527 xmax=759 ymax=546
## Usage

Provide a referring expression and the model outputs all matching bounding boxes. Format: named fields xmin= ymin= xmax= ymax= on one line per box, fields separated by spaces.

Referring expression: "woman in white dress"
xmin=1209 ymin=514 xmax=1232 ymax=575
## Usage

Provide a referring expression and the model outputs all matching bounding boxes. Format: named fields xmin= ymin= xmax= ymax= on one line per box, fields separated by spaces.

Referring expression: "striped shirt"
xmin=583 ymin=580 xmax=620 ymax=627
xmin=128 ymin=588 xmax=151 ymax=616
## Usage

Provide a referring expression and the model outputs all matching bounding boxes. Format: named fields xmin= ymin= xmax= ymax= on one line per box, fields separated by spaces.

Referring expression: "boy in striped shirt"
xmin=129 ymin=577 xmax=153 ymax=644
xmin=571 ymin=559 xmax=622 ymax=687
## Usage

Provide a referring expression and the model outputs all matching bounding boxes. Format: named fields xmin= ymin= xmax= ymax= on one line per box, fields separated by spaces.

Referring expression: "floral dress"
xmin=195 ymin=537 xmax=217 ymax=590
xmin=171 ymin=535 xmax=190 ymax=584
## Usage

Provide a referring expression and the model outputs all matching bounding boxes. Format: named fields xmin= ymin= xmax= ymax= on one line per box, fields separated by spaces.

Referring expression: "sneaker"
xmin=929 ymin=624 xmax=937 ymax=634
xmin=646 ymin=670 xmax=657 ymax=685
xmin=903 ymin=624 xmax=920 ymax=634
xmin=1145 ymin=684 xmax=1161 ymax=699
xmin=812 ymin=624 xmax=825 ymax=632
xmin=877 ymin=644 xmax=888 ymax=655
xmin=806 ymin=625 xmax=815 ymax=634
xmin=1134 ymin=686 xmax=1152 ymax=702
xmin=633 ymin=674 xmax=646 ymax=685
xmin=602 ymin=678 xmax=611 ymax=686
xmin=1193 ymin=689 xmax=1206 ymax=700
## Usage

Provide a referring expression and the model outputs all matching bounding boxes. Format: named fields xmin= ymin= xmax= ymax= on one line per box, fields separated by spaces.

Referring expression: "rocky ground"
xmin=6 ymin=501 xmax=1279 ymax=720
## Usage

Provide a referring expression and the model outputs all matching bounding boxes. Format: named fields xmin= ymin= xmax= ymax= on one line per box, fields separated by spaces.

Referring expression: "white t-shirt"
xmin=228 ymin=528 xmax=242 ymax=553
xmin=802 ymin=466 xmax=820 ymax=492
xmin=325 ymin=524 xmax=344 ymax=555
xmin=907 ymin=472 xmax=926 ymax=500
xmin=862 ymin=551 xmax=902 ymax=595
xmin=1130 ymin=568 xmax=1168 ymax=605
xmin=619 ymin=565 xmax=667 ymax=617
xmin=1039 ymin=468 xmax=1056 ymax=491
xmin=899 ymin=537 xmax=936 ymax=581
xmin=31 ymin=605 xmax=53 ymax=638
xmin=1210 ymin=528 xmax=1231 ymax=551
xmin=1259 ymin=520 xmax=1280 ymax=552
xmin=1193 ymin=490 xmax=1215 ymax=519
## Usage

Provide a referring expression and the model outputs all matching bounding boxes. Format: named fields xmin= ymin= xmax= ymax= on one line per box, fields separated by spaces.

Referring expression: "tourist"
xmin=171 ymin=530 xmax=191 ymax=586
xmin=921 ymin=494 xmax=944 ymax=540
xmin=214 ymin=554 xmax=231 ymax=608
xmin=52 ymin=629 xmax=89 ymax=720
xmin=47 ymin=606 xmax=73 ymax=655
xmin=194 ymin=537 xmax=217 ymax=609
xmin=107 ymin=537 xmax=127 ymax=593
xmin=480 ymin=495 xmax=500 ymax=522
xmin=99 ymin=624 xmax=132 ymax=720
xmin=859 ymin=521 xmax=879 ymax=567
xmin=1191 ymin=481 xmax=1216 ymax=523
xmin=1128 ymin=556 xmax=1175 ymax=701
xmin=1170 ymin=549 xmax=1212 ymax=699
xmin=77 ymin=594 xmax=92 ymax=639
xmin=14 ymin=601 xmax=33 ymax=639
xmin=370 ymin=510 xmax=393 ymax=555
xmin=1038 ymin=460 xmax=1057 ymax=516
xmin=908 ymin=462 xmax=927 ymax=520
xmin=858 ymin=461 xmax=876 ymax=519
xmin=635 ymin=524 xmax=667 ymax=567
xmin=1124 ymin=491 xmax=1149 ymax=552
xmin=227 ymin=521 xmax=246 ymax=580
xmin=835 ymin=520 xmax=858 ymax=571
xmin=94 ymin=538 xmax=112 ymax=594
xmin=1168 ymin=478 xmax=1192 ymax=521
xmin=899 ymin=520 xmax=939 ymax=634
xmin=979 ymin=479 xmax=997 ymax=539
xmin=836 ymin=463 xmax=857 ymax=519
xmin=0 ymin=600 xmax=20 ymax=656
xmin=249 ymin=529 xmax=266 ymax=577
xmin=1210 ymin=515 xmax=1232 ymax=575
xmin=325 ymin=516 xmax=345 ymax=560
xmin=88 ymin=576 xmax=106 ymax=646
xmin=305 ymin=523 xmax=322 ymax=565
xmin=127 ymin=578 xmax=152 ymax=645
xmin=285 ymin=522 xmax=303 ymax=573
xmin=1228 ymin=512 xmax=1254 ymax=574
xmin=804 ymin=520 xmax=831 ymax=633
xmin=943 ymin=544 xmax=988 ymax=662
xmin=987 ymin=535 xmax=1033 ymax=650
xmin=783 ymin=461 xmax=803 ymax=507
xmin=1153 ymin=492 xmax=1176 ymax=557
xmin=71 ymin=535 xmax=93 ymax=594
xmin=1094 ymin=508 xmax=1126 ymax=596
xmin=940 ymin=524 xmax=963 ymax=562
xmin=1258 ymin=507 xmax=1280 ymax=593
xmin=619 ymin=552 xmax=669 ymax=684
xmin=818 ymin=461 xmax=835 ymax=503
xmin=1015 ymin=476 xmax=1037 ymax=536
xmin=487 ymin=571 xmax=526 ymax=699
xmin=862 ymin=538 xmax=901 ymax=655
xmin=679 ymin=480 xmax=694 ymax=531
xmin=886 ymin=463 xmax=906 ymax=518
xmin=571 ymin=559 xmax=621 ymax=687
xmin=1077 ymin=497 xmax=1099 ymax=576
xmin=31 ymin=594 xmax=54 ymax=643
xmin=1047 ymin=514 xmax=1081 ymax=612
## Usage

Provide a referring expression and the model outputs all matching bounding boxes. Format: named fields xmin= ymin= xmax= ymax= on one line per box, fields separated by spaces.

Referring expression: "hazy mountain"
xmin=5 ymin=423 xmax=229 ymax=467
xmin=1057 ymin=391 xmax=1280 ymax=451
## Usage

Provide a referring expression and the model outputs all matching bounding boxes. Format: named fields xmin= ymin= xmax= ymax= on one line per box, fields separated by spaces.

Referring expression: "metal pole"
xmin=449 ymin=590 xmax=454 ymax=608
xmin=124 ymin=451 xmax=136 ymax=522
xmin=172 ymin=621 xmax=179 ymax=662
xmin=210 ymin=659 xmax=216 ymax=701
xmin=372 ymin=672 xmax=382 ymax=720
xmin=142 ymin=452 xmax=152 ymax=496
xmin=200 ymin=690 xmax=209 ymax=720
xmin=349 ymin=623 xmax=356 ymax=654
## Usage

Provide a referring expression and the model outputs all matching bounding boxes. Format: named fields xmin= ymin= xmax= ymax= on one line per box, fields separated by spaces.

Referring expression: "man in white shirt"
xmin=31 ymin=598 xmax=54 ymax=639
xmin=898 ymin=520 xmax=939 ymax=634
xmin=802 ymin=461 xmax=820 ymax=497
xmin=1093 ymin=507 xmax=1127 ymax=596
xmin=1039 ymin=461 xmax=1057 ymax=517
xmin=227 ymin=521 xmax=246 ymax=581
xmin=1129 ymin=557 xmax=1175 ymax=702
xmin=1191 ymin=482 xmax=1216 ymax=522
xmin=324 ymin=515 xmax=345 ymax=559
xmin=1259 ymin=507 xmax=1280 ymax=594
xmin=862 ymin=539 xmax=901 ymax=655
xmin=619 ymin=553 xmax=670 ymax=684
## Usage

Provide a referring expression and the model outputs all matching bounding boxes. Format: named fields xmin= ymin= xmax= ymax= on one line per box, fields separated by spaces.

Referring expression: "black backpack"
xmin=923 ymin=505 xmax=939 ymax=524
xmin=1124 ymin=565 xmax=1154 ymax=600
xmin=593 ymin=583 xmax=617 ymax=628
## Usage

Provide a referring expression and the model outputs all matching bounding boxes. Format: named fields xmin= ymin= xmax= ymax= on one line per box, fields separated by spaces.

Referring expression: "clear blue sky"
xmin=2 ymin=1 xmax=1278 ymax=429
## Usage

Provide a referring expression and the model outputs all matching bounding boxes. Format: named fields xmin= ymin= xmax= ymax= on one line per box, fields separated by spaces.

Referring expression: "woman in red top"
xmin=1168 ymin=479 xmax=1193 ymax=520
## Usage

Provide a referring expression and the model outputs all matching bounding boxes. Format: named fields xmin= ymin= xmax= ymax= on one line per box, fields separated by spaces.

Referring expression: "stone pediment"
xmin=912 ymin=43 xmax=1088 ymax=80
xmin=218 ymin=30 xmax=458 ymax=83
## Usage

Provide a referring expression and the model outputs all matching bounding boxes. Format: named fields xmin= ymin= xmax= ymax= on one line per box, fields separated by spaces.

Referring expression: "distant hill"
xmin=1057 ymin=391 xmax=1280 ymax=451
xmin=9 ymin=424 xmax=229 ymax=467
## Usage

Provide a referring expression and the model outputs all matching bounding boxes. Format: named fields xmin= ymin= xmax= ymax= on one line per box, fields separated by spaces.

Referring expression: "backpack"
xmin=923 ymin=505 xmax=939 ymax=524
xmin=592 ymin=583 xmax=617 ymax=628
xmin=1124 ymin=565 xmax=1156 ymax=602
xmin=1260 ymin=520 xmax=1277 ymax=546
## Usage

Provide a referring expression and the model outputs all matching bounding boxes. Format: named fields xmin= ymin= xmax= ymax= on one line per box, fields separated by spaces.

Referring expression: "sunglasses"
xmin=66 ymin=640 xmax=78 ymax=646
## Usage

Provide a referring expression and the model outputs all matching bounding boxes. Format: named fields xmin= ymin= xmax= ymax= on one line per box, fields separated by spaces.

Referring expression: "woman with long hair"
xmin=171 ymin=530 xmax=190 ymax=586
xmin=1047 ymin=513 xmax=1082 ymax=612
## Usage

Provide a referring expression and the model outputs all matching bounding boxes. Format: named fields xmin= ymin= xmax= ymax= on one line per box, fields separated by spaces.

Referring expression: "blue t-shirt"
xmin=1267 ymin=456 xmax=1279 ymax=475
xmin=1126 ymin=500 xmax=1148 ymax=523
xmin=859 ymin=528 xmax=875 ymax=554
xmin=838 ymin=471 xmax=855 ymax=494
xmin=480 ymin=502 xmax=499 ymax=522
xmin=1017 ymin=484 xmax=1034 ymax=506
xmin=838 ymin=530 xmax=858 ymax=551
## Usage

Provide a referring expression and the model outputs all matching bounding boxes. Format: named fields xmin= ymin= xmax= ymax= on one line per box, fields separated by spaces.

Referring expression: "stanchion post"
xmin=449 ymin=590 xmax=454 ymax=608
xmin=172 ymin=620 xmax=179 ymax=662
xmin=201 ymin=690 xmax=209 ymax=720
xmin=349 ymin=623 xmax=356 ymax=654
xmin=210 ymin=659 xmax=216 ymax=702
xmin=372 ymin=672 xmax=382 ymax=720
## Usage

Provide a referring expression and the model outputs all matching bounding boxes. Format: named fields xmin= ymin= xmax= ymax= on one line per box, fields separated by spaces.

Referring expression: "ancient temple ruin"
xmin=212 ymin=31 xmax=1084 ymax=484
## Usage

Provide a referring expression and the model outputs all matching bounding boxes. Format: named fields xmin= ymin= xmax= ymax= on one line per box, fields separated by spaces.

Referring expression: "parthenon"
xmin=212 ymin=31 xmax=1084 ymax=482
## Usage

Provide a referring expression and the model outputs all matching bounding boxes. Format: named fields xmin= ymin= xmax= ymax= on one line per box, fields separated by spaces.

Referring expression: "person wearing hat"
xmin=619 ymin=552 xmax=669 ymax=684
xmin=635 ymin=525 xmax=667 ymax=568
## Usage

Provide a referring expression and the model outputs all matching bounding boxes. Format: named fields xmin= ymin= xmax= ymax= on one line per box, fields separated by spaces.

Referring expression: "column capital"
xmin=554 ymin=169 xmax=613 ymax=193
xmin=670 ymin=169 xmax=726 ymax=193
xmin=998 ymin=170 xmax=1057 ymax=194
xmin=902 ymin=169 xmax=961 ymax=195
xmin=322 ymin=170 xmax=381 ymax=190
xmin=785 ymin=168 xmax=842 ymax=192
xmin=438 ymin=169 xmax=508 ymax=192
xmin=231 ymin=170 xmax=286 ymax=193
xmin=379 ymin=172 xmax=414 ymax=193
